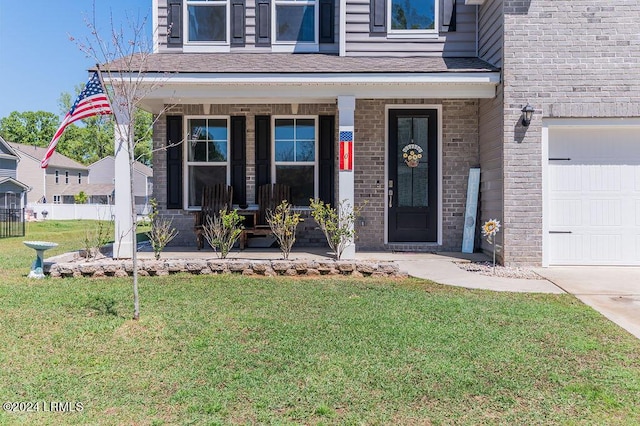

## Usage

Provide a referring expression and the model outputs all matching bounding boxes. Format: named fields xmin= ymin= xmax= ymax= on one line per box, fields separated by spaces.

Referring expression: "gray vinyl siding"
xmin=345 ymin=0 xmax=477 ymax=57
xmin=157 ymin=0 xmax=339 ymax=53
xmin=0 ymin=159 xmax=17 ymax=179
xmin=478 ymin=0 xmax=502 ymax=67
xmin=0 ymin=181 xmax=24 ymax=192
xmin=478 ymin=84 xmax=503 ymax=255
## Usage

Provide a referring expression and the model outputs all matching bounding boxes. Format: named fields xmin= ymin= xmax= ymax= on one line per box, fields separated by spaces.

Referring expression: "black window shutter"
xmin=450 ymin=0 xmax=457 ymax=32
xmin=166 ymin=115 xmax=183 ymax=209
xmin=230 ymin=116 xmax=246 ymax=205
xmin=167 ymin=0 xmax=183 ymax=47
xmin=230 ymin=0 xmax=246 ymax=46
xmin=370 ymin=0 xmax=386 ymax=34
xmin=255 ymin=0 xmax=271 ymax=46
xmin=318 ymin=115 xmax=335 ymax=206
xmin=319 ymin=0 xmax=335 ymax=43
xmin=255 ymin=115 xmax=271 ymax=200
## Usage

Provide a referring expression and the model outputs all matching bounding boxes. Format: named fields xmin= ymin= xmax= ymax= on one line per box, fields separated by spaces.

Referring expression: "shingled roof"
xmin=101 ymin=53 xmax=499 ymax=74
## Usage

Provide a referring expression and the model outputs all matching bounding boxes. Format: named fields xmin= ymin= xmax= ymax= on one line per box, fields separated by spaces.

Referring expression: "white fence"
xmin=28 ymin=203 xmax=150 ymax=221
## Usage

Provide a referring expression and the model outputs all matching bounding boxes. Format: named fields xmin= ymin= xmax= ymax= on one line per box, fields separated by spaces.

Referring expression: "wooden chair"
xmin=241 ymin=183 xmax=291 ymax=248
xmin=194 ymin=184 xmax=233 ymax=250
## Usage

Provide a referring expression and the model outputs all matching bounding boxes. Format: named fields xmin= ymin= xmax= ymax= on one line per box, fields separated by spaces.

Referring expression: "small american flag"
xmin=339 ymin=131 xmax=353 ymax=171
xmin=41 ymin=72 xmax=112 ymax=168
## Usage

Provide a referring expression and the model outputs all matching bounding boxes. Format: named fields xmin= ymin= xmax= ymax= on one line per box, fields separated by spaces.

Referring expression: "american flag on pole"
xmin=41 ymin=72 xmax=112 ymax=168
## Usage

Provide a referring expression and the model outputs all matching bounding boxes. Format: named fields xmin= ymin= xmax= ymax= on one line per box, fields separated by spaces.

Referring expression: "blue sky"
xmin=0 ymin=1 xmax=152 ymax=119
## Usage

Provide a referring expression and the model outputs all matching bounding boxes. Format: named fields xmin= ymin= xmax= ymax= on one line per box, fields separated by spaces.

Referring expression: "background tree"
xmin=0 ymin=111 xmax=60 ymax=146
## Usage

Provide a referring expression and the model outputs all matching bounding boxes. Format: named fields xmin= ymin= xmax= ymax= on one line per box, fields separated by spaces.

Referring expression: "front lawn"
xmin=0 ymin=222 xmax=639 ymax=424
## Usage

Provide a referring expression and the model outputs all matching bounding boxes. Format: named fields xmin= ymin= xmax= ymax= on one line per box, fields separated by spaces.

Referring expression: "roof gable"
xmin=8 ymin=142 xmax=88 ymax=170
xmin=0 ymin=136 xmax=20 ymax=159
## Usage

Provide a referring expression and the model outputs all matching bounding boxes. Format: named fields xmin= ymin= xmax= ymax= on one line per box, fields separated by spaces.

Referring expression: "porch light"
xmin=521 ymin=103 xmax=535 ymax=127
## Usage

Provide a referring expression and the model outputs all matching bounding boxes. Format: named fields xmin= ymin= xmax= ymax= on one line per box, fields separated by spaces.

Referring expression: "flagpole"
xmin=94 ymin=63 xmax=118 ymax=127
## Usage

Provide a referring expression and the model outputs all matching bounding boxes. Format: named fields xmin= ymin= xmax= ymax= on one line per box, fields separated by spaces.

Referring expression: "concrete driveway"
xmin=534 ymin=267 xmax=640 ymax=339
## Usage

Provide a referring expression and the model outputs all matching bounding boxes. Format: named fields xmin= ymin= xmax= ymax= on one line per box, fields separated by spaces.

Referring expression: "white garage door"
xmin=548 ymin=126 xmax=640 ymax=265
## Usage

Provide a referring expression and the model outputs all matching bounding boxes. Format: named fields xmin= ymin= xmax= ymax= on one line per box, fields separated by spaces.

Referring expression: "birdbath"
xmin=23 ymin=241 xmax=58 ymax=279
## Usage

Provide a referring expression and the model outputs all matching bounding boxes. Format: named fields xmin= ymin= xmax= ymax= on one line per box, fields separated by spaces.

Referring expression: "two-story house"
xmin=0 ymin=136 xmax=29 ymax=237
xmin=0 ymin=136 xmax=29 ymax=208
xmin=89 ymin=156 xmax=153 ymax=205
xmin=8 ymin=142 xmax=90 ymax=204
xmin=106 ymin=0 xmax=640 ymax=267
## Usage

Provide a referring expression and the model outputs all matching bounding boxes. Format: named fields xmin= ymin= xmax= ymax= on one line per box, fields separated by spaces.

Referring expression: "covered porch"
xmin=107 ymin=54 xmax=500 ymax=258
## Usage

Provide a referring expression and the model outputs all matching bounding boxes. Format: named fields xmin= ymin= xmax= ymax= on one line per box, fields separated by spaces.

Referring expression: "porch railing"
xmin=0 ymin=208 xmax=25 ymax=238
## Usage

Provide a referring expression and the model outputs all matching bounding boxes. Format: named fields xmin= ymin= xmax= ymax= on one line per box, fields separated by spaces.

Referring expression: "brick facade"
xmin=153 ymin=100 xmax=479 ymax=251
xmin=499 ymin=1 xmax=640 ymax=266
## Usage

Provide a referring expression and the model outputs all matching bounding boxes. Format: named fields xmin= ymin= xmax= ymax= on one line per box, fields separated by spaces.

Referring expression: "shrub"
xmin=309 ymin=199 xmax=362 ymax=260
xmin=202 ymin=208 xmax=244 ymax=259
xmin=267 ymin=200 xmax=302 ymax=260
xmin=147 ymin=198 xmax=179 ymax=260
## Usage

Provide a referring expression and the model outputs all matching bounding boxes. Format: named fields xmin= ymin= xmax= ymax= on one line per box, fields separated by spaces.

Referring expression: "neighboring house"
xmin=0 ymin=136 xmax=29 ymax=208
xmin=0 ymin=136 xmax=29 ymax=237
xmin=88 ymin=156 xmax=153 ymax=205
xmin=105 ymin=0 xmax=640 ymax=266
xmin=8 ymin=142 xmax=90 ymax=204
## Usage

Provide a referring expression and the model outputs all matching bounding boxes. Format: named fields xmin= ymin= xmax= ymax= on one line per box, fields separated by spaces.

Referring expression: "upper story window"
xmin=389 ymin=0 xmax=438 ymax=34
xmin=55 ymin=170 xmax=59 ymax=184
xmin=275 ymin=0 xmax=317 ymax=43
xmin=78 ymin=173 xmax=82 ymax=184
xmin=185 ymin=117 xmax=230 ymax=209
xmin=186 ymin=0 xmax=229 ymax=44
xmin=273 ymin=117 xmax=317 ymax=206
xmin=65 ymin=171 xmax=69 ymax=184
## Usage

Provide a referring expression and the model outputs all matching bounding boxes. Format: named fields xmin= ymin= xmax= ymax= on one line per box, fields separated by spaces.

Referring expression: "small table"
xmin=236 ymin=208 xmax=258 ymax=250
xmin=23 ymin=241 xmax=58 ymax=279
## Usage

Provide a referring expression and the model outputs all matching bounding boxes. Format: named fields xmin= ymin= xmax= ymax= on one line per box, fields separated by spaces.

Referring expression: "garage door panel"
xmin=588 ymin=199 xmax=621 ymax=226
xmin=548 ymin=126 xmax=640 ymax=265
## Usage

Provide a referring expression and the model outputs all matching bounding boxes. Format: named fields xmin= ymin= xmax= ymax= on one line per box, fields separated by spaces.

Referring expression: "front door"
xmin=388 ymin=109 xmax=438 ymax=242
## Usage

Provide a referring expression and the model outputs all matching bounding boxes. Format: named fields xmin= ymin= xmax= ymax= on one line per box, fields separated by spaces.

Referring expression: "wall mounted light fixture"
xmin=521 ymin=103 xmax=535 ymax=127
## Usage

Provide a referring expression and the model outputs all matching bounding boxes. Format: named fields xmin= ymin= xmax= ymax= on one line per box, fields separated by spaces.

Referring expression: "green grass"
xmin=0 ymin=222 xmax=639 ymax=425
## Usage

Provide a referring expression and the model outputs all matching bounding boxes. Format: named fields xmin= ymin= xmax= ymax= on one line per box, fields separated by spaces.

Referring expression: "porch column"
xmin=338 ymin=95 xmax=356 ymax=259
xmin=112 ymin=106 xmax=134 ymax=259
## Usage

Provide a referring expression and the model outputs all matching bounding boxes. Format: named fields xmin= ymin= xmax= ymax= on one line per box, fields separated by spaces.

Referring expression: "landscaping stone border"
xmin=46 ymin=259 xmax=407 ymax=279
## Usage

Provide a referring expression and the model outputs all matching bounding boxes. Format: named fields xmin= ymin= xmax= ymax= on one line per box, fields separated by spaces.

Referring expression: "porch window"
xmin=389 ymin=0 xmax=438 ymax=33
xmin=185 ymin=117 xmax=229 ymax=209
xmin=186 ymin=0 xmax=228 ymax=43
xmin=273 ymin=117 xmax=316 ymax=206
xmin=274 ymin=0 xmax=317 ymax=44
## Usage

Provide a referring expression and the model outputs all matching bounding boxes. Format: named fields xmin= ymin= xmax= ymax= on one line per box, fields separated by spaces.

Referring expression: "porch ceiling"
xmin=100 ymin=54 xmax=501 ymax=113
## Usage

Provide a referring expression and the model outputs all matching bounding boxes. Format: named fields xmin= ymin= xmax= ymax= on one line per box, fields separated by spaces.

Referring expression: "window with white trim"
xmin=55 ymin=170 xmax=59 ymax=184
xmin=78 ymin=173 xmax=82 ymax=184
xmin=65 ymin=171 xmax=69 ymax=184
xmin=186 ymin=0 xmax=229 ymax=43
xmin=53 ymin=195 xmax=61 ymax=204
xmin=274 ymin=0 xmax=318 ymax=45
xmin=388 ymin=0 xmax=438 ymax=34
xmin=273 ymin=117 xmax=317 ymax=206
xmin=185 ymin=117 xmax=229 ymax=209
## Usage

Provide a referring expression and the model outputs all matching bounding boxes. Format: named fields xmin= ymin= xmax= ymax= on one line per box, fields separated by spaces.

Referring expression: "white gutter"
xmin=106 ymin=72 xmax=501 ymax=85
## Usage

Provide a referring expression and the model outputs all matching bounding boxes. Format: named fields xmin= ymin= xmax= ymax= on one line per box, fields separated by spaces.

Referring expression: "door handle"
xmin=388 ymin=189 xmax=393 ymax=208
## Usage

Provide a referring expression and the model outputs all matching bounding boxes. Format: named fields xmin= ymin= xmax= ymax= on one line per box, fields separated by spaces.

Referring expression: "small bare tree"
xmin=74 ymin=4 xmax=176 ymax=319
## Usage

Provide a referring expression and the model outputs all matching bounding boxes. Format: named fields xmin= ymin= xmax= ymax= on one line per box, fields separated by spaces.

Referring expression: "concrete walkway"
xmin=534 ymin=267 xmax=640 ymax=340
